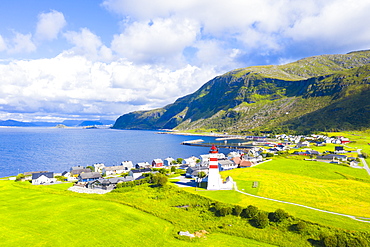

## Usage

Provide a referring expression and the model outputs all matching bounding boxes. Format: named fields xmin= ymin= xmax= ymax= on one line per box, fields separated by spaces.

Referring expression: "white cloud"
xmin=286 ymin=0 xmax=370 ymax=49
xmin=111 ymin=17 xmax=199 ymax=65
xmin=64 ymin=28 xmax=113 ymax=62
xmin=35 ymin=10 xmax=66 ymax=41
xmin=0 ymin=35 xmax=6 ymax=51
xmin=0 ymin=53 xmax=217 ymax=120
xmin=8 ymin=32 xmax=36 ymax=54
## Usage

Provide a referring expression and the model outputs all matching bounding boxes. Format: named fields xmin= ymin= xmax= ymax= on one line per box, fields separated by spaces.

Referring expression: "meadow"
xmin=0 ymin=180 xmax=277 ymax=247
xmin=191 ymin=156 xmax=370 ymax=231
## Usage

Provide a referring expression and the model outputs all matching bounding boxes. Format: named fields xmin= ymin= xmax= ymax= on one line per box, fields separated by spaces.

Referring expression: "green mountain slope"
xmin=113 ymin=50 xmax=370 ymax=133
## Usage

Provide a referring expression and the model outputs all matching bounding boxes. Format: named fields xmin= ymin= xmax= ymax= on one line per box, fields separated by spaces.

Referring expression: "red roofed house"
xmin=152 ymin=159 xmax=164 ymax=168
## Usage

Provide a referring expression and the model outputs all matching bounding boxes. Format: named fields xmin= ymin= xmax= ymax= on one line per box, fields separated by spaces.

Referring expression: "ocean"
xmin=0 ymin=127 xmax=229 ymax=178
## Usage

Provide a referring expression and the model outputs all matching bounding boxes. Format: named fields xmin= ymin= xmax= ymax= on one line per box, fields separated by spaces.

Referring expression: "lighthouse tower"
xmin=207 ymin=145 xmax=222 ymax=190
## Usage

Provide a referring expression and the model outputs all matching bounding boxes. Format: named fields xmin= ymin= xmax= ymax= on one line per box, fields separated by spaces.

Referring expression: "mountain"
xmin=0 ymin=119 xmax=115 ymax=127
xmin=113 ymin=50 xmax=370 ymax=134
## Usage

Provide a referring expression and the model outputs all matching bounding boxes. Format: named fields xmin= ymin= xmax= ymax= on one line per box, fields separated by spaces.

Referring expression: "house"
xmin=218 ymin=159 xmax=237 ymax=171
xmin=70 ymin=165 xmax=85 ymax=171
xmin=182 ymin=156 xmax=198 ymax=166
xmin=103 ymin=165 xmax=125 ymax=176
xmin=24 ymin=171 xmax=48 ymax=181
xmin=296 ymin=141 xmax=310 ymax=148
xmin=185 ymin=166 xmax=209 ymax=178
xmin=135 ymin=162 xmax=151 ymax=169
xmin=129 ymin=168 xmax=152 ymax=179
xmin=70 ymin=168 xmax=91 ymax=177
xmin=87 ymin=176 xmax=134 ymax=190
xmin=93 ymin=163 xmax=105 ymax=173
xmin=152 ymin=159 xmax=164 ymax=168
xmin=62 ymin=171 xmax=77 ymax=181
xmin=32 ymin=172 xmax=56 ymax=185
xmin=239 ymin=160 xmax=254 ymax=168
xmin=317 ymin=154 xmax=347 ymax=162
xmin=334 ymin=146 xmax=345 ymax=153
xmin=164 ymin=157 xmax=175 ymax=166
xmin=121 ymin=161 xmax=134 ymax=170
xmin=78 ymin=172 xmax=102 ymax=182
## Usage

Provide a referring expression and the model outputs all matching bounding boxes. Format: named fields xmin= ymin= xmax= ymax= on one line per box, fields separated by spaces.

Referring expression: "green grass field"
xmin=195 ymin=157 xmax=370 ymax=231
xmin=0 ymin=180 xmax=276 ymax=247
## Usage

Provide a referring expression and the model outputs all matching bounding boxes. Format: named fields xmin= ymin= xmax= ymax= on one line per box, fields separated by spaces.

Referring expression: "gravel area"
xmin=68 ymin=186 xmax=111 ymax=194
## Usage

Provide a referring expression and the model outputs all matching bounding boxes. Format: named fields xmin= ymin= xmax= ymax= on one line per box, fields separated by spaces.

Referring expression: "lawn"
xmin=221 ymin=158 xmax=370 ymax=218
xmin=0 ymin=180 xmax=276 ymax=247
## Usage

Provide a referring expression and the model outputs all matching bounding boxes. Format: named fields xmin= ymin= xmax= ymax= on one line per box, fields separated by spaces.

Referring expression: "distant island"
xmin=0 ymin=119 xmax=115 ymax=128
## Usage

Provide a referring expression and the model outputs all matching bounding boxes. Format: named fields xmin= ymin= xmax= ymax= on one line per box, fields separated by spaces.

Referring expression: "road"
xmin=357 ymin=149 xmax=370 ymax=175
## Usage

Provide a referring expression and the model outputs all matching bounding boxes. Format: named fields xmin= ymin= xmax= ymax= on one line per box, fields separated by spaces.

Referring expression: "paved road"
xmin=357 ymin=149 xmax=370 ymax=175
xmin=234 ymin=184 xmax=370 ymax=223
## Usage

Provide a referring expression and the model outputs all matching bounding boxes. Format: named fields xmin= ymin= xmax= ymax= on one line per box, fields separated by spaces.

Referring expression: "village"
xmin=11 ymin=133 xmax=369 ymax=193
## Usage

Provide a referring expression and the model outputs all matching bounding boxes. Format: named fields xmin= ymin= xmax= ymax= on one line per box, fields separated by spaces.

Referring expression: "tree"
xmin=176 ymin=158 xmax=183 ymax=164
xmin=233 ymin=205 xmax=243 ymax=217
xmin=151 ymin=173 xmax=168 ymax=187
xmin=322 ymin=235 xmax=338 ymax=247
xmin=86 ymin=166 xmax=94 ymax=172
xmin=242 ymin=205 xmax=259 ymax=218
xmin=170 ymin=166 xmax=176 ymax=173
xmin=253 ymin=212 xmax=269 ymax=229
xmin=269 ymin=209 xmax=289 ymax=222
xmin=15 ymin=173 xmax=25 ymax=181
xmin=219 ymin=207 xmax=232 ymax=216
xmin=198 ymin=171 xmax=207 ymax=179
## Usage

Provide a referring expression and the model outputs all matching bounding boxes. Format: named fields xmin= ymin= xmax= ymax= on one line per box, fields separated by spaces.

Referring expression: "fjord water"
xmin=0 ymin=127 xmax=220 ymax=178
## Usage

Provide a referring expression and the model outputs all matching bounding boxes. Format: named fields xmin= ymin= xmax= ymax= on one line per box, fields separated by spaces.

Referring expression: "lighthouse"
xmin=207 ymin=145 xmax=222 ymax=190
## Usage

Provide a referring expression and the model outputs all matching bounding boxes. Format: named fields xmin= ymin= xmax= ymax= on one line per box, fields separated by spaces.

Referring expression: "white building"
xmin=204 ymin=145 xmax=234 ymax=190
xmin=32 ymin=172 xmax=56 ymax=185
xmin=93 ymin=163 xmax=105 ymax=173
xmin=121 ymin=161 xmax=134 ymax=170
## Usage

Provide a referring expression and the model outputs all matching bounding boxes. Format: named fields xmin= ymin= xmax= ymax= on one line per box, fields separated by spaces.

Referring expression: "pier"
xmin=181 ymin=141 xmax=254 ymax=150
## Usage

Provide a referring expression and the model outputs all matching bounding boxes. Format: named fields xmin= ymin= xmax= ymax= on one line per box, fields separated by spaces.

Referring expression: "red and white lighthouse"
xmin=207 ymin=145 xmax=222 ymax=190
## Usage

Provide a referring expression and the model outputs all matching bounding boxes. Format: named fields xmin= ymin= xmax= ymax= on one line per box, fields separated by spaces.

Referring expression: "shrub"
xmin=219 ymin=207 xmax=232 ymax=217
xmin=253 ymin=212 xmax=269 ymax=229
xmin=294 ymin=221 xmax=307 ymax=232
xmin=242 ymin=205 xmax=259 ymax=218
xmin=15 ymin=173 xmax=25 ymax=181
xmin=322 ymin=235 xmax=337 ymax=247
xmin=233 ymin=205 xmax=243 ymax=217
xmin=268 ymin=208 xmax=289 ymax=222
xmin=170 ymin=166 xmax=176 ymax=173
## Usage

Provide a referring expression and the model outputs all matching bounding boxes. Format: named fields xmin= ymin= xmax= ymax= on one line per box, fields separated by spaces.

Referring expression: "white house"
xmin=128 ymin=168 xmax=152 ymax=179
xmin=164 ymin=157 xmax=175 ymax=166
xmin=103 ymin=165 xmax=125 ymax=176
xmin=182 ymin=156 xmax=199 ymax=167
xmin=121 ymin=161 xmax=134 ymax=170
xmin=93 ymin=163 xmax=105 ymax=173
xmin=135 ymin=162 xmax=151 ymax=169
xmin=32 ymin=172 xmax=56 ymax=185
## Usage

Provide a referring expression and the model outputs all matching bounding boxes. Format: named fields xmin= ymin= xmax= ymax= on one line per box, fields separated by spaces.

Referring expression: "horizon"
xmin=1 ymin=0 xmax=370 ymax=122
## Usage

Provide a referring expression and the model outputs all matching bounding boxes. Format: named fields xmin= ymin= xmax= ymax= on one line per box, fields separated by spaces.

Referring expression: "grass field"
xmin=0 ymin=180 xmax=277 ymax=247
xmin=191 ymin=157 xmax=370 ymax=231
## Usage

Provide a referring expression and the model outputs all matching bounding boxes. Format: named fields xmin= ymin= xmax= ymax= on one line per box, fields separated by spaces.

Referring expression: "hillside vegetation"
xmin=113 ymin=50 xmax=370 ymax=133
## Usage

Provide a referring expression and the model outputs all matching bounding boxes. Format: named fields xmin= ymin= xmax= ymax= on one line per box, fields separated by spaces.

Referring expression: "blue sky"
xmin=0 ymin=0 xmax=370 ymax=122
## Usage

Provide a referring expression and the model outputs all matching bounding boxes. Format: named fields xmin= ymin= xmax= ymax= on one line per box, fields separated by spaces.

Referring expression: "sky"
xmin=0 ymin=0 xmax=370 ymax=122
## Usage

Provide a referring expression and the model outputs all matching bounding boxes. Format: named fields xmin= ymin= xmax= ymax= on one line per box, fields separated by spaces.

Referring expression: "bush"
xmin=242 ymin=205 xmax=259 ymax=218
xmin=233 ymin=205 xmax=243 ymax=217
xmin=170 ymin=166 xmax=176 ymax=173
xmin=294 ymin=221 xmax=307 ymax=232
xmin=322 ymin=235 xmax=337 ymax=247
xmin=253 ymin=212 xmax=269 ymax=229
xmin=219 ymin=207 xmax=232 ymax=216
xmin=15 ymin=173 xmax=25 ymax=181
xmin=268 ymin=209 xmax=289 ymax=222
